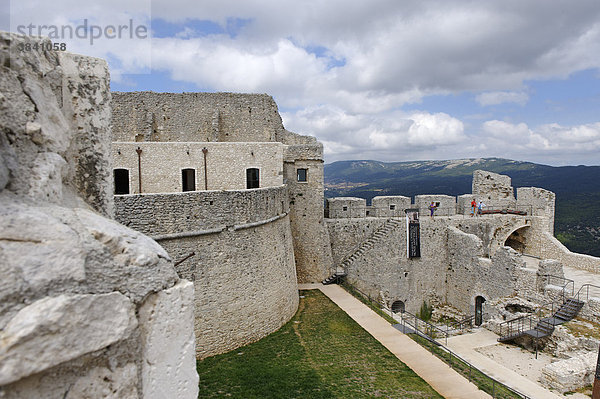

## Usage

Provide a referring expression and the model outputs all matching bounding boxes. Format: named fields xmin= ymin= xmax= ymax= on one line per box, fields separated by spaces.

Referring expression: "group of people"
xmin=470 ymin=199 xmax=486 ymax=217
xmin=426 ymin=199 xmax=487 ymax=218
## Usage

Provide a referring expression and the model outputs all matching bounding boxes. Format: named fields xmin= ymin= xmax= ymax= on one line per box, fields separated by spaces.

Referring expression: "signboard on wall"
xmin=405 ymin=209 xmax=421 ymax=258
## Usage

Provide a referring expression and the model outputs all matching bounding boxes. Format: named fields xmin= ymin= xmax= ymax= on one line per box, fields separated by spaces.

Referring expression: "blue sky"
xmin=6 ymin=1 xmax=600 ymax=165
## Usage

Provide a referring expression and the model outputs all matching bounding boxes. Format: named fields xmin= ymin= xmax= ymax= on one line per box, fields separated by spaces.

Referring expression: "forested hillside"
xmin=325 ymin=158 xmax=600 ymax=257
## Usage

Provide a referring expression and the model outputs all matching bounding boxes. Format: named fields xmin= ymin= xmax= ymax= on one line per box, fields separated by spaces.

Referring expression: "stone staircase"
xmin=322 ymin=218 xmax=404 ymax=285
xmin=498 ymin=298 xmax=584 ymax=343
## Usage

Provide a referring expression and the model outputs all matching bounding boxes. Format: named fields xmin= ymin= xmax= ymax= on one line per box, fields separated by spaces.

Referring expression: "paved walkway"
xmin=446 ymin=330 xmax=563 ymax=399
xmin=298 ymin=283 xmax=491 ymax=399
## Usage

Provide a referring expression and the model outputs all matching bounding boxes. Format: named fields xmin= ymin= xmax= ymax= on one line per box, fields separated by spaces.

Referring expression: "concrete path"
xmin=446 ymin=330 xmax=563 ymax=399
xmin=298 ymin=283 xmax=491 ymax=399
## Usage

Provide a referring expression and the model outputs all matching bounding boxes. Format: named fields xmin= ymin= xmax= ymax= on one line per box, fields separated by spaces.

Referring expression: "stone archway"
xmin=504 ymin=226 xmax=530 ymax=253
xmin=391 ymin=300 xmax=405 ymax=314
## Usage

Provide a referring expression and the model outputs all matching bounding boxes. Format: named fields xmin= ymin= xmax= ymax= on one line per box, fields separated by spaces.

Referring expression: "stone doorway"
xmin=475 ymin=296 xmax=486 ymax=326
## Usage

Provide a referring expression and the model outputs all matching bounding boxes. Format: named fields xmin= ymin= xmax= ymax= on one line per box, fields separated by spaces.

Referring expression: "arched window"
xmin=182 ymin=169 xmax=196 ymax=192
xmin=391 ymin=300 xmax=405 ymax=314
xmin=114 ymin=169 xmax=130 ymax=195
xmin=246 ymin=168 xmax=259 ymax=189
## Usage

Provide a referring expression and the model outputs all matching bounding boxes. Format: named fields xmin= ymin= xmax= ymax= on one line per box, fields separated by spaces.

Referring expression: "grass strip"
xmin=197 ymin=289 xmax=442 ymax=398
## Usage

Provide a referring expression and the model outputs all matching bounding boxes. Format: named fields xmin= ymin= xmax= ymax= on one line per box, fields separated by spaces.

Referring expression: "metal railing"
xmin=543 ymin=274 xmax=575 ymax=300
xmin=445 ymin=314 xmax=476 ymax=334
xmin=574 ymin=284 xmax=600 ymax=302
xmin=398 ymin=310 xmax=451 ymax=345
xmin=340 ymin=280 xmax=529 ymax=398
xmin=399 ymin=308 xmax=529 ymax=398
xmin=325 ymin=203 xmax=534 ymax=219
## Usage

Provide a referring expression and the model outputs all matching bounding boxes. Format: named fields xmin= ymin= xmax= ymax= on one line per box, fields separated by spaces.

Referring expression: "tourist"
xmin=429 ymin=202 xmax=437 ymax=218
xmin=478 ymin=201 xmax=486 ymax=216
xmin=470 ymin=199 xmax=477 ymax=217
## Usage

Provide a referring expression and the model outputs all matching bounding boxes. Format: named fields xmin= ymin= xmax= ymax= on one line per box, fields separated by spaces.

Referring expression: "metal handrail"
xmin=402 ymin=310 xmax=530 ymax=398
xmin=574 ymin=284 xmax=600 ymax=302
xmin=400 ymin=310 xmax=450 ymax=345
xmin=445 ymin=314 xmax=475 ymax=333
xmin=543 ymin=274 xmax=575 ymax=299
xmin=340 ymin=280 xmax=529 ymax=398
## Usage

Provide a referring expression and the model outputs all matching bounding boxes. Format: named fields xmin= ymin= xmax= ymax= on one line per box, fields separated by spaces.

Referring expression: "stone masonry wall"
xmin=114 ymin=186 xmax=298 ymax=358
xmin=111 ymin=92 xmax=286 ymax=143
xmin=371 ymin=196 xmax=411 ymax=217
xmin=113 ymin=141 xmax=284 ymax=193
xmin=327 ymin=214 xmax=535 ymax=314
xmin=0 ymin=33 xmax=197 ymax=398
xmin=517 ymin=187 xmax=555 ymax=234
xmin=284 ymin=144 xmax=333 ymax=282
xmin=326 ymin=218 xmax=388 ymax=268
xmin=326 ymin=217 xmax=449 ymax=312
xmin=115 ymin=185 xmax=288 ymax=236
xmin=160 ymin=216 xmax=298 ymax=358
xmin=326 ymin=197 xmax=367 ymax=218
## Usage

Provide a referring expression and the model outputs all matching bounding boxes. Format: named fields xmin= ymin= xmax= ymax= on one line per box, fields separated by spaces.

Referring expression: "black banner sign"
xmin=406 ymin=209 xmax=421 ymax=258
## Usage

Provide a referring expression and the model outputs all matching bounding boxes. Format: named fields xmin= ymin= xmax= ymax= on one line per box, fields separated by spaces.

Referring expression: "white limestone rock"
xmin=65 ymin=363 xmax=139 ymax=399
xmin=27 ymin=152 xmax=68 ymax=202
xmin=139 ymin=280 xmax=199 ymax=399
xmin=540 ymin=351 xmax=597 ymax=393
xmin=0 ymin=292 xmax=137 ymax=385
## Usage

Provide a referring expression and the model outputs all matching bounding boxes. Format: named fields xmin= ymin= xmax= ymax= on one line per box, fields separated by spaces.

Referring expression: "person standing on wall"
xmin=470 ymin=199 xmax=477 ymax=217
xmin=429 ymin=202 xmax=437 ymax=218
xmin=478 ymin=200 xmax=486 ymax=216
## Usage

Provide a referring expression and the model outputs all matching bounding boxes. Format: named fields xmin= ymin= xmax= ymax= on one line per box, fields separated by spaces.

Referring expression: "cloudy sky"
xmin=5 ymin=0 xmax=600 ymax=165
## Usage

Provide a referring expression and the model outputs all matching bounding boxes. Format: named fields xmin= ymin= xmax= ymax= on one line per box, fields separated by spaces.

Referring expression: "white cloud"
xmin=9 ymin=0 xmax=600 ymax=165
xmin=481 ymin=120 xmax=600 ymax=160
xmin=283 ymin=106 xmax=466 ymax=161
xmin=476 ymin=91 xmax=529 ymax=106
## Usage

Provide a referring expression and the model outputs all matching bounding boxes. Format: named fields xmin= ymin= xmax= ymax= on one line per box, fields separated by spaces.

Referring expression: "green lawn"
xmin=197 ymin=290 xmax=442 ymax=398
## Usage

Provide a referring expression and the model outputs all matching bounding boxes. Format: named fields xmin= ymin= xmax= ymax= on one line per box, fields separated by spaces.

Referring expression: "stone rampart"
xmin=326 ymin=197 xmax=367 ymax=218
xmin=160 ymin=216 xmax=298 ymax=358
xmin=115 ymin=185 xmax=288 ymax=236
xmin=415 ymin=194 xmax=456 ymax=216
xmin=114 ymin=186 xmax=298 ymax=358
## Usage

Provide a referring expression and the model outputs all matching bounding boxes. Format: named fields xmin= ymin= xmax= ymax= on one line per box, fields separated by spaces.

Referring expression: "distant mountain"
xmin=324 ymin=158 xmax=600 ymax=257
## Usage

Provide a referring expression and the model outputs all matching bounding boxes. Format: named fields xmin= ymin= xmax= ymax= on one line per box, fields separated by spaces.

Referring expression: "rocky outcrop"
xmin=0 ymin=32 xmax=197 ymax=398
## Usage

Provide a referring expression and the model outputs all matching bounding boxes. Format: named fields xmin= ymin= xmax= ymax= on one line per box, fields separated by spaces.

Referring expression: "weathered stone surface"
xmin=472 ymin=170 xmax=514 ymax=201
xmin=0 ymin=32 xmax=197 ymax=396
xmin=65 ymin=363 xmax=138 ymax=399
xmin=139 ymin=280 xmax=198 ymax=399
xmin=540 ymin=351 xmax=597 ymax=393
xmin=0 ymin=293 xmax=137 ymax=385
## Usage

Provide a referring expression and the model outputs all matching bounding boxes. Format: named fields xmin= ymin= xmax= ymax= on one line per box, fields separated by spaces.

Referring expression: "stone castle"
xmin=2 ymin=33 xmax=600 ymax=397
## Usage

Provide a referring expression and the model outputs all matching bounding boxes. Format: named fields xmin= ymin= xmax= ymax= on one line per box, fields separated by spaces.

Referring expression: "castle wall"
xmin=446 ymin=227 xmax=520 ymax=314
xmin=326 ymin=217 xmax=449 ymax=312
xmin=113 ymin=141 xmax=284 ymax=193
xmin=372 ymin=196 xmax=412 ymax=217
xmin=111 ymin=92 xmax=285 ymax=143
xmin=326 ymin=218 xmax=388 ymax=268
xmin=0 ymin=33 xmax=197 ymax=398
xmin=415 ymin=194 xmax=456 ymax=216
xmin=326 ymin=197 xmax=367 ymax=218
xmin=114 ymin=186 xmax=298 ymax=358
xmin=517 ymin=187 xmax=555 ymax=234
